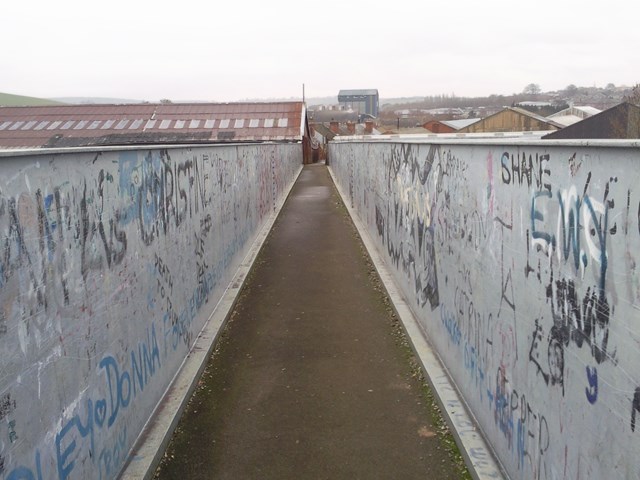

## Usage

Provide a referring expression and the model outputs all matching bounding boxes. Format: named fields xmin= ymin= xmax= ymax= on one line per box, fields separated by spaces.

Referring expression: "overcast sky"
xmin=3 ymin=0 xmax=638 ymax=102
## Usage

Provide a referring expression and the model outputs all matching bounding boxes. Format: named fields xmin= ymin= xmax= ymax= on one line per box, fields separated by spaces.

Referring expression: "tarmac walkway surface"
xmin=153 ymin=164 xmax=470 ymax=479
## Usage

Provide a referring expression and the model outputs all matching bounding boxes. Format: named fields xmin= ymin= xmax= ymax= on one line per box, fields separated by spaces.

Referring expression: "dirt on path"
xmin=154 ymin=164 xmax=470 ymax=479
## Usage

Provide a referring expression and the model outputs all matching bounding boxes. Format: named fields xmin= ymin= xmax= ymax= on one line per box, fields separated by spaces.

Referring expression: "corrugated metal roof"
xmin=457 ymin=107 xmax=564 ymax=134
xmin=441 ymin=118 xmax=481 ymax=130
xmin=547 ymin=115 xmax=584 ymax=127
xmin=574 ymin=106 xmax=602 ymax=116
xmin=544 ymin=102 xmax=640 ymax=139
xmin=547 ymin=105 xmax=602 ymax=124
xmin=509 ymin=107 xmax=564 ymax=127
xmin=0 ymin=102 xmax=305 ymax=149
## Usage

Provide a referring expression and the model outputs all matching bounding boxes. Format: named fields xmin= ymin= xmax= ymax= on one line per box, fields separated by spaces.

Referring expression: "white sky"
xmin=2 ymin=0 xmax=639 ymax=102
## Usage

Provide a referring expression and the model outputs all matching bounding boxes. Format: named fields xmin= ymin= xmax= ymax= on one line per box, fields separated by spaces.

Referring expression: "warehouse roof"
xmin=547 ymin=105 xmax=602 ymax=126
xmin=544 ymin=102 xmax=640 ymax=139
xmin=441 ymin=118 xmax=481 ymax=130
xmin=0 ymin=102 xmax=306 ymax=149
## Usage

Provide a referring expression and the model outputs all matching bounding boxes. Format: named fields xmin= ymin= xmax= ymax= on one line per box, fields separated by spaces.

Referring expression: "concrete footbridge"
xmin=0 ymin=136 xmax=638 ymax=479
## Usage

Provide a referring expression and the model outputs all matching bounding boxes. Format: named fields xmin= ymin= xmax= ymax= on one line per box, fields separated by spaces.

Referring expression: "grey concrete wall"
xmin=329 ymin=139 xmax=640 ymax=479
xmin=0 ymin=144 xmax=301 ymax=480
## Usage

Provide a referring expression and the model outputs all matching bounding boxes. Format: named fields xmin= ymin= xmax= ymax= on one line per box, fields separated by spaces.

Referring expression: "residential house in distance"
xmin=547 ymin=105 xmax=601 ymax=127
xmin=309 ymin=123 xmax=336 ymax=162
xmin=337 ymin=89 xmax=379 ymax=118
xmin=457 ymin=107 xmax=563 ymax=133
xmin=544 ymin=102 xmax=640 ymax=139
xmin=0 ymin=102 xmax=313 ymax=161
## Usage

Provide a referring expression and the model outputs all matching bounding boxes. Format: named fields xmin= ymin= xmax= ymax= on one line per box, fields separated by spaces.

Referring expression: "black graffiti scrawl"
xmin=632 ymin=387 xmax=640 ymax=432
xmin=376 ymin=144 xmax=439 ymax=310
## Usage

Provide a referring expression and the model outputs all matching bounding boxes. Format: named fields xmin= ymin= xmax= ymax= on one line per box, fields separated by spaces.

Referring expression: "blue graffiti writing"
xmin=98 ymin=426 xmax=127 ymax=480
xmin=119 ymin=150 xmax=209 ymax=246
xmin=101 ymin=325 xmax=160 ymax=427
xmin=55 ymin=324 xmax=160 ymax=480
xmin=4 ymin=451 xmax=42 ymax=480
xmin=585 ymin=366 xmax=598 ymax=404
xmin=440 ymin=307 xmax=462 ymax=346
xmin=56 ymin=400 xmax=95 ymax=480
xmin=489 ymin=367 xmax=549 ymax=472
xmin=464 ymin=343 xmax=486 ymax=394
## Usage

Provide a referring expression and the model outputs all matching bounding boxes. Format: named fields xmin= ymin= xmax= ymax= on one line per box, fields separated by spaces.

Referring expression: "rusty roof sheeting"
xmin=0 ymin=102 xmax=305 ymax=149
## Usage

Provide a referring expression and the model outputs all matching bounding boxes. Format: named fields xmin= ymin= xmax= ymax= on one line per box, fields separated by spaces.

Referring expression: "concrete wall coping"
xmin=0 ymin=141 xmax=302 ymax=158
xmin=331 ymin=134 xmax=640 ymax=148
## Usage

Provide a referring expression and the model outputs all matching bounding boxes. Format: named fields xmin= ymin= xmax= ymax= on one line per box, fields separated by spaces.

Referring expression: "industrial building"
xmin=337 ymin=89 xmax=379 ymax=118
xmin=457 ymin=106 xmax=562 ymax=133
xmin=0 ymin=102 xmax=311 ymax=152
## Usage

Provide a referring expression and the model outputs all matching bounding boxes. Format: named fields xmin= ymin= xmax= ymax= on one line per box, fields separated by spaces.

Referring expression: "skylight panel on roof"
xmin=9 ymin=122 xmax=25 ymax=131
xmin=189 ymin=119 xmax=201 ymax=129
xmin=129 ymin=119 xmax=143 ymax=129
xmin=0 ymin=121 xmax=12 ymax=131
xmin=61 ymin=121 xmax=75 ymax=130
xmin=34 ymin=121 xmax=49 ymax=131
xmin=115 ymin=120 xmax=129 ymax=130
xmin=249 ymin=119 xmax=259 ymax=128
xmin=277 ymin=118 xmax=288 ymax=127
xmin=88 ymin=121 xmax=102 ymax=130
xmin=219 ymin=119 xmax=230 ymax=128
xmin=159 ymin=120 xmax=171 ymax=129
xmin=47 ymin=121 xmax=62 ymax=130
xmin=204 ymin=119 xmax=215 ymax=129
xmin=145 ymin=119 xmax=157 ymax=130
xmin=73 ymin=120 xmax=88 ymax=130
xmin=101 ymin=120 xmax=116 ymax=129
xmin=21 ymin=121 xmax=37 ymax=130
xmin=174 ymin=120 xmax=185 ymax=129
xmin=264 ymin=119 xmax=274 ymax=128
xmin=234 ymin=119 xmax=245 ymax=128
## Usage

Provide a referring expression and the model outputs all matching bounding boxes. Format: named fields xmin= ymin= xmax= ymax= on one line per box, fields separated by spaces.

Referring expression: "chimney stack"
xmin=346 ymin=121 xmax=356 ymax=135
xmin=365 ymin=121 xmax=374 ymax=134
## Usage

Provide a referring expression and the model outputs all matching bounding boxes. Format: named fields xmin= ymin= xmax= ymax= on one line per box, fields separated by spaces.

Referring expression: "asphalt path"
xmin=154 ymin=163 xmax=468 ymax=479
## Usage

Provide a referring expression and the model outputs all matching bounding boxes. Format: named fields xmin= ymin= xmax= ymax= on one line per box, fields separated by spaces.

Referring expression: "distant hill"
xmin=0 ymin=92 xmax=65 ymax=106
xmin=51 ymin=96 xmax=145 ymax=105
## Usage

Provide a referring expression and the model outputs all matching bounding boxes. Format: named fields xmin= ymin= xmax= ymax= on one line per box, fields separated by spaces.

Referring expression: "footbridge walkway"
xmin=1 ymin=137 xmax=638 ymax=480
xmin=151 ymin=163 xmax=480 ymax=479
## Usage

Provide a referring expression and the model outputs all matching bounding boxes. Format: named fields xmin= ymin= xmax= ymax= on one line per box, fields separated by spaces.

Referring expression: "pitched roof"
xmin=441 ymin=118 xmax=481 ymax=130
xmin=544 ymin=102 xmax=640 ymax=139
xmin=572 ymin=106 xmax=602 ymax=116
xmin=311 ymin=123 xmax=337 ymax=140
xmin=547 ymin=105 xmax=602 ymax=126
xmin=0 ymin=102 xmax=306 ymax=149
xmin=508 ymin=107 xmax=564 ymax=128
xmin=458 ymin=107 xmax=563 ymax=133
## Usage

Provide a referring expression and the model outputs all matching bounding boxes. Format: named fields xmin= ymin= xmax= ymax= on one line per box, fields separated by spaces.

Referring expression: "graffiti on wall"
xmin=374 ymin=143 xmax=440 ymax=310
xmin=330 ymin=141 xmax=640 ymax=480
xmin=0 ymin=144 xmax=301 ymax=480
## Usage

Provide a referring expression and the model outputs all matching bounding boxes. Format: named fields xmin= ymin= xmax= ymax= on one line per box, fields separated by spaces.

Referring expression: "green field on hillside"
xmin=0 ymin=92 xmax=64 ymax=106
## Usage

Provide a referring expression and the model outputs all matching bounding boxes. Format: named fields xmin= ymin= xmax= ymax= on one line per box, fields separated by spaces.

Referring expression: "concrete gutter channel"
xmin=121 ymin=163 xmax=506 ymax=479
